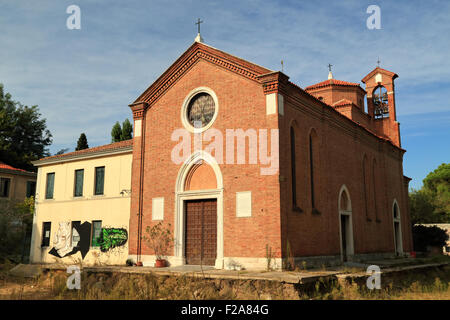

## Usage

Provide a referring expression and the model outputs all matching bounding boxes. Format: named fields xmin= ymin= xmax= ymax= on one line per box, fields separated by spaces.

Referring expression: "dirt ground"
xmin=1 ymin=264 xmax=449 ymax=300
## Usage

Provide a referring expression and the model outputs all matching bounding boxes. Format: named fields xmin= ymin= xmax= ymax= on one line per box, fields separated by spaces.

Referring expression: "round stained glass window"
xmin=186 ymin=93 xmax=216 ymax=128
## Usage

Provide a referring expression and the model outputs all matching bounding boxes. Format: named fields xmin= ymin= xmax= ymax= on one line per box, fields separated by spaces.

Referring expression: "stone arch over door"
xmin=338 ymin=185 xmax=355 ymax=262
xmin=392 ymin=199 xmax=403 ymax=255
xmin=174 ymin=151 xmax=224 ymax=268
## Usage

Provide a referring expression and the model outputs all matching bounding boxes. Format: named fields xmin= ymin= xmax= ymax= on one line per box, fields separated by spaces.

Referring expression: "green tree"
xmin=410 ymin=189 xmax=436 ymax=225
xmin=121 ymin=118 xmax=133 ymax=141
xmin=75 ymin=133 xmax=89 ymax=151
xmin=0 ymin=84 xmax=52 ymax=171
xmin=423 ymin=163 xmax=450 ymax=220
xmin=111 ymin=121 xmax=122 ymax=143
xmin=0 ymin=197 xmax=34 ymax=263
xmin=412 ymin=225 xmax=449 ymax=252
xmin=409 ymin=163 xmax=450 ymax=224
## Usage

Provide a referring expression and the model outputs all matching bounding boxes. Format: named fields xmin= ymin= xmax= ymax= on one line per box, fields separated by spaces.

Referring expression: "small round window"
xmin=186 ymin=92 xmax=216 ymax=128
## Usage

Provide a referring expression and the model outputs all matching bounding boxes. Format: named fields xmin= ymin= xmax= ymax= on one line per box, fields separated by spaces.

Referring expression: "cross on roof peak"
xmin=327 ymin=63 xmax=333 ymax=79
xmin=194 ymin=18 xmax=204 ymax=43
xmin=195 ymin=18 xmax=203 ymax=34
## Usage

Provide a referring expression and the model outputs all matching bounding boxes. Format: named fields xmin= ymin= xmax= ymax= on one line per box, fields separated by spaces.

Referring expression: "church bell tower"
xmin=362 ymin=66 xmax=401 ymax=147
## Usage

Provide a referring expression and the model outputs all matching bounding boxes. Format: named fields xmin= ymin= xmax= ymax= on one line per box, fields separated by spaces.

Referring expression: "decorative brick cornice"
xmin=133 ymin=42 xmax=272 ymax=107
xmin=129 ymin=102 xmax=148 ymax=120
xmin=257 ymin=71 xmax=290 ymax=95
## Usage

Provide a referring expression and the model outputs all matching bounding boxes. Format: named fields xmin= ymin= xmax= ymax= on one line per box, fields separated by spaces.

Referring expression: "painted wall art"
xmin=98 ymin=228 xmax=128 ymax=252
xmin=48 ymin=221 xmax=128 ymax=259
xmin=49 ymin=221 xmax=91 ymax=259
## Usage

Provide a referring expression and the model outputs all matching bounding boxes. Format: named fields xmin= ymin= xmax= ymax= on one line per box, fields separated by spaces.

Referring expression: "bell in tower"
xmin=361 ymin=65 xmax=401 ymax=147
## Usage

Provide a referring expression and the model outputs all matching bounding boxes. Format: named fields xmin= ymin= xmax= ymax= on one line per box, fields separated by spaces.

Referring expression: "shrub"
xmin=413 ymin=225 xmax=449 ymax=252
xmin=143 ymin=222 xmax=173 ymax=260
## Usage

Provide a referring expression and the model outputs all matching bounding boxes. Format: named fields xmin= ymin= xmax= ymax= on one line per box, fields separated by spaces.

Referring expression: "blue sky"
xmin=0 ymin=0 xmax=449 ymax=189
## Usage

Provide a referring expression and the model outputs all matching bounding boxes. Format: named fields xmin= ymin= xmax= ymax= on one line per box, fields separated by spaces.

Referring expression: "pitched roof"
xmin=286 ymin=81 xmax=405 ymax=152
xmin=36 ymin=139 xmax=133 ymax=164
xmin=361 ymin=67 xmax=398 ymax=83
xmin=132 ymin=41 xmax=273 ymax=106
xmin=304 ymin=79 xmax=363 ymax=91
xmin=0 ymin=161 xmax=30 ymax=173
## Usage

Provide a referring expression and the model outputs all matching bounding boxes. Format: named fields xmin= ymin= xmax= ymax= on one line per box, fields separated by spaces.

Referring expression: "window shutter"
xmin=46 ymin=173 xmax=54 ymax=199
xmin=92 ymin=221 xmax=102 ymax=247
xmin=95 ymin=167 xmax=105 ymax=195
xmin=74 ymin=170 xmax=84 ymax=196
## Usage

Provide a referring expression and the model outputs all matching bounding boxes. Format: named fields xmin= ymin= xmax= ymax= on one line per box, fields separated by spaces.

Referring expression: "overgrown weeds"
xmin=0 ymin=264 xmax=449 ymax=300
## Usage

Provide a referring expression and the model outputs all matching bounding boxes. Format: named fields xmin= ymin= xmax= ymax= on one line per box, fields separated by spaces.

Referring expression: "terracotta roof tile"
xmin=332 ymin=99 xmax=356 ymax=107
xmin=39 ymin=139 xmax=133 ymax=161
xmin=286 ymin=81 xmax=405 ymax=152
xmin=305 ymin=79 xmax=362 ymax=91
xmin=361 ymin=67 xmax=398 ymax=83
xmin=0 ymin=161 xmax=29 ymax=173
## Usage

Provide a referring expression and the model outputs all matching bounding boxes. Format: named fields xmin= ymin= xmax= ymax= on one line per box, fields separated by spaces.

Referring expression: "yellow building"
xmin=0 ymin=161 xmax=37 ymax=202
xmin=29 ymin=140 xmax=133 ymax=266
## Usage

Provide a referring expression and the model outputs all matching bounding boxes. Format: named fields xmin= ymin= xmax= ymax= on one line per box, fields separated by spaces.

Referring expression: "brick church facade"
xmin=127 ymin=40 xmax=412 ymax=270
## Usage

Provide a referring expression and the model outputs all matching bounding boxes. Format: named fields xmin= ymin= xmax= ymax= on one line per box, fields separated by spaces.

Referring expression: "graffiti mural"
xmin=49 ymin=221 xmax=91 ymax=259
xmin=98 ymin=228 xmax=128 ymax=252
xmin=48 ymin=221 xmax=128 ymax=259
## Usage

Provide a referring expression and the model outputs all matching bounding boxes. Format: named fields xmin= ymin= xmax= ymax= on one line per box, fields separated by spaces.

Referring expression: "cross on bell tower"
xmin=194 ymin=18 xmax=204 ymax=43
xmin=328 ymin=63 xmax=333 ymax=80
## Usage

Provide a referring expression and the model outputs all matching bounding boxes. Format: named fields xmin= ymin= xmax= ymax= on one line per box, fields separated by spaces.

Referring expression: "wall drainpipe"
xmin=137 ymin=106 xmax=147 ymax=264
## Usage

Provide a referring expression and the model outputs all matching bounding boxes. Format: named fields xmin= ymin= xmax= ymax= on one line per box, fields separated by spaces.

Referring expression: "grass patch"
xmin=0 ymin=262 xmax=449 ymax=300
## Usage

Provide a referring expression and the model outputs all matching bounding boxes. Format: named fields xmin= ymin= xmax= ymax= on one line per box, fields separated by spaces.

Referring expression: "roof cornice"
xmin=0 ymin=168 xmax=36 ymax=177
xmin=33 ymin=145 xmax=133 ymax=167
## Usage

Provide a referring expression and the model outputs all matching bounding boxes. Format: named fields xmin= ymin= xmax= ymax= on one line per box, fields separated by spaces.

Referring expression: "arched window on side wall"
xmin=393 ymin=200 xmax=403 ymax=255
xmin=309 ymin=129 xmax=319 ymax=213
xmin=290 ymin=126 xmax=302 ymax=212
xmin=372 ymin=159 xmax=379 ymax=222
xmin=362 ymin=155 xmax=370 ymax=221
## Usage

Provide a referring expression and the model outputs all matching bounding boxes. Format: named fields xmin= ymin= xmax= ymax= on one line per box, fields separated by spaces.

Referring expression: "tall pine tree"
xmin=75 ymin=133 xmax=89 ymax=151
xmin=121 ymin=118 xmax=133 ymax=141
xmin=111 ymin=121 xmax=122 ymax=143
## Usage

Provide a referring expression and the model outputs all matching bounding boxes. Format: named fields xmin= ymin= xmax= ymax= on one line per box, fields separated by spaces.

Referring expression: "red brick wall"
xmin=129 ymin=57 xmax=412 ymax=263
xmin=279 ymin=84 xmax=412 ymax=258
xmin=307 ymin=86 xmax=365 ymax=110
xmin=129 ymin=60 xmax=282 ymax=259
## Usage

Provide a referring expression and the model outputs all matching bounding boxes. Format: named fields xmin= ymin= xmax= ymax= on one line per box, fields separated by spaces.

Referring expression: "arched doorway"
xmin=174 ymin=151 xmax=224 ymax=268
xmin=393 ymin=200 xmax=403 ymax=255
xmin=338 ymin=185 xmax=354 ymax=262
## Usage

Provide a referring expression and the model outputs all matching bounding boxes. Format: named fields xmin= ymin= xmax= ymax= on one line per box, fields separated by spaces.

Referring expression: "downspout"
xmin=137 ymin=108 xmax=147 ymax=263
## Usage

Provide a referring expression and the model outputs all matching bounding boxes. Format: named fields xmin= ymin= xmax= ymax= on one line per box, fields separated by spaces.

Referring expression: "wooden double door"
xmin=185 ymin=199 xmax=217 ymax=265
